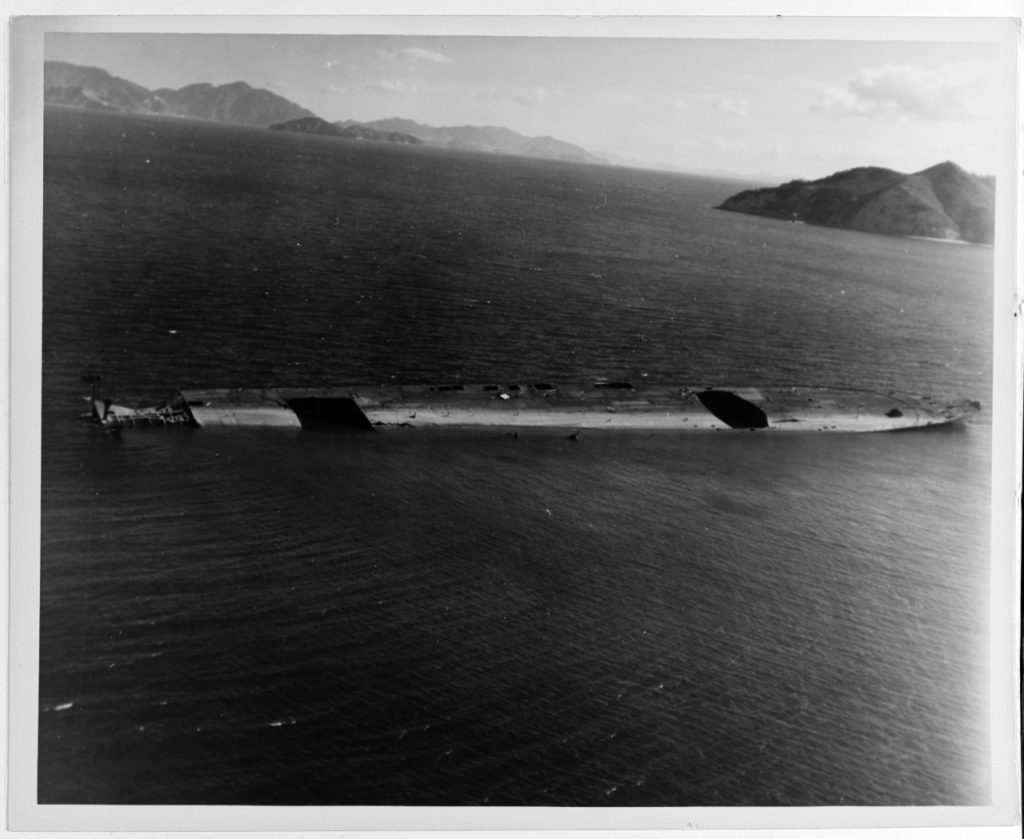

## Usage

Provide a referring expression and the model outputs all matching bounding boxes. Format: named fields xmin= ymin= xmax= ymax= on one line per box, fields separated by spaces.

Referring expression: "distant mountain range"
xmin=45 ymin=60 xmax=992 ymax=228
xmin=717 ymin=162 xmax=995 ymax=244
xmin=350 ymin=118 xmax=606 ymax=165
xmin=44 ymin=61 xmax=315 ymax=127
xmin=269 ymin=116 xmax=423 ymax=145
xmin=44 ymin=61 xmax=603 ymax=165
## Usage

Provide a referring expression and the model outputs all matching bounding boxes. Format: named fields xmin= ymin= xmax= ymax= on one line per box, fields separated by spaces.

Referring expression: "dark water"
xmin=38 ymin=106 xmax=993 ymax=806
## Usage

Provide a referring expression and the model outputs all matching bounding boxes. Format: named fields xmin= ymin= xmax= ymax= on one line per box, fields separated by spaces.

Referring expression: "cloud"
xmin=378 ymin=46 xmax=452 ymax=64
xmin=670 ymin=93 xmax=749 ymax=116
xmin=815 ymin=61 xmax=993 ymax=120
xmin=370 ymin=79 xmax=418 ymax=95
xmin=509 ymin=86 xmax=556 ymax=105
xmin=714 ymin=139 xmax=748 ymax=152
xmin=475 ymin=84 xmax=561 ymax=105
xmin=708 ymin=96 xmax=750 ymax=116
xmin=401 ymin=46 xmax=451 ymax=64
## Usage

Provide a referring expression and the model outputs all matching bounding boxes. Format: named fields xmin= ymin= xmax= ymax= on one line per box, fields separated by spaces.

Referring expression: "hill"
xmin=44 ymin=61 xmax=315 ymax=127
xmin=44 ymin=60 xmax=155 ymax=113
xmin=716 ymin=161 xmax=995 ymax=244
xmin=269 ymin=116 xmax=422 ymax=145
xmin=44 ymin=62 xmax=604 ymax=164
xmin=360 ymin=118 xmax=605 ymax=165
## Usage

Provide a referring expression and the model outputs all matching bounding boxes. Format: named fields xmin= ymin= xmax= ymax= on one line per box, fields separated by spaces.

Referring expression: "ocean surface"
xmin=38 ymin=106 xmax=993 ymax=806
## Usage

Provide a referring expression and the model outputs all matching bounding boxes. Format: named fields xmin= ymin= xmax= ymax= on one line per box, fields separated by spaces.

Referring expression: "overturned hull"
xmin=163 ymin=382 xmax=980 ymax=433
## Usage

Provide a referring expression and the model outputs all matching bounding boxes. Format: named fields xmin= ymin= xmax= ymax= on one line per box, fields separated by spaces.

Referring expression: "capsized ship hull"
xmin=146 ymin=381 xmax=982 ymax=433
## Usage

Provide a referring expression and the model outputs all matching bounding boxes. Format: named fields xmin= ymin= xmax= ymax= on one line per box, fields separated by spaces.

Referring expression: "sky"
xmin=44 ymin=29 xmax=1009 ymax=181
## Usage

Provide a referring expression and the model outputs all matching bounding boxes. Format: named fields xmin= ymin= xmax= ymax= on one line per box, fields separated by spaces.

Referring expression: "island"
xmin=268 ymin=116 xmax=423 ymax=145
xmin=716 ymin=161 xmax=994 ymax=244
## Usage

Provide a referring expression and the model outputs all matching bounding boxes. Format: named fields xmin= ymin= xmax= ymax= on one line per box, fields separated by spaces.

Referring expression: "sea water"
xmin=37 ymin=106 xmax=993 ymax=805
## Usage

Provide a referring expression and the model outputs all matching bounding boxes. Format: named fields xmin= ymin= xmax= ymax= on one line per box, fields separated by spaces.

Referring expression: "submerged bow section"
xmin=84 ymin=380 xmax=981 ymax=433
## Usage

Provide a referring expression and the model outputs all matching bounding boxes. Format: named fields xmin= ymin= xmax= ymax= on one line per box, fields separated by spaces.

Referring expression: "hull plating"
xmin=166 ymin=383 xmax=979 ymax=433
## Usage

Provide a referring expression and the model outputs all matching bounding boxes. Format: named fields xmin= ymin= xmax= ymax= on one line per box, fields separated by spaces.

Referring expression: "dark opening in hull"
xmin=697 ymin=390 xmax=769 ymax=429
xmin=286 ymin=397 xmax=374 ymax=430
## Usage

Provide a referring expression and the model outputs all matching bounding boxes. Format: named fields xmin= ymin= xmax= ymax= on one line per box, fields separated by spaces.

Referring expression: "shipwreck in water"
xmin=84 ymin=377 xmax=981 ymax=434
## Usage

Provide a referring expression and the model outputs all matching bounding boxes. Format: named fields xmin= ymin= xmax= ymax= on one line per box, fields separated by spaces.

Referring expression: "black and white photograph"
xmin=6 ymin=6 xmax=1021 ymax=834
